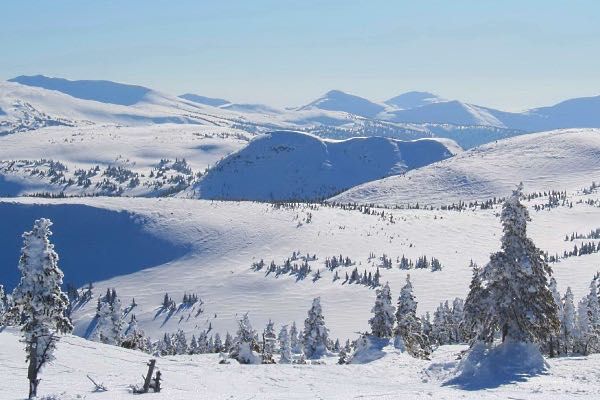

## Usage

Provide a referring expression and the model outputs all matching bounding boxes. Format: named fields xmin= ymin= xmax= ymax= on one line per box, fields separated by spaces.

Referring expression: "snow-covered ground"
xmin=0 ymin=124 xmax=252 ymax=196
xmin=1 ymin=327 xmax=599 ymax=399
xmin=1 ymin=181 xmax=598 ymax=342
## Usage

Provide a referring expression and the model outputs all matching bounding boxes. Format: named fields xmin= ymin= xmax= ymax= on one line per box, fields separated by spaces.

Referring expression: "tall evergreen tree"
xmin=548 ymin=278 xmax=563 ymax=356
xmin=463 ymin=184 xmax=559 ymax=344
xmin=289 ymin=321 xmax=302 ymax=353
xmin=262 ymin=319 xmax=277 ymax=364
xmin=394 ymin=274 xmax=430 ymax=358
xmin=278 ymin=325 xmax=292 ymax=363
xmin=561 ymin=287 xmax=576 ymax=354
xmin=303 ymin=297 xmax=329 ymax=359
xmin=92 ymin=290 xmax=123 ymax=345
xmin=230 ymin=314 xmax=260 ymax=364
xmin=369 ymin=282 xmax=395 ymax=338
xmin=12 ymin=219 xmax=73 ymax=399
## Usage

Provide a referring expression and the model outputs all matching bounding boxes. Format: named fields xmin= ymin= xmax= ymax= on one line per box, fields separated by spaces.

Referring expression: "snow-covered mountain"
xmin=385 ymin=100 xmax=506 ymax=127
xmin=298 ymin=90 xmax=387 ymax=119
xmin=331 ymin=128 xmax=600 ymax=206
xmin=384 ymin=91 xmax=445 ymax=109
xmin=9 ymin=75 xmax=155 ymax=106
xmin=190 ymin=130 xmax=459 ymax=201
xmin=178 ymin=93 xmax=231 ymax=107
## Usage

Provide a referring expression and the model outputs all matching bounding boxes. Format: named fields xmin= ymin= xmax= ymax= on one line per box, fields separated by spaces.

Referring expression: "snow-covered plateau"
xmin=2 ymin=76 xmax=600 ymax=399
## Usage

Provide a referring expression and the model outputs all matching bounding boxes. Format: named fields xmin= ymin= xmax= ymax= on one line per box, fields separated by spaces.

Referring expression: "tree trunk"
xmin=142 ymin=359 xmax=156 ymax=393
xmin=27 ymin=343 xmax=39 ymax=399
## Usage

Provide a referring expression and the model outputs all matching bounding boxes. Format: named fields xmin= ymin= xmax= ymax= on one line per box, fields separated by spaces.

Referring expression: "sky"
xmin=1 ymin=0 xmax=599 ymax=111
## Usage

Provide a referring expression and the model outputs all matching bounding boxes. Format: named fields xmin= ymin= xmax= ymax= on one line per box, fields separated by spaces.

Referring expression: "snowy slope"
xmin=332 ymin=128 xmax=600 ymax=206
xmin=0 ymin=124 xmax=252 ymax=197
xmin=2 ymin=186 xmax=599 ymax=342
xmin=190 ymin=130 xmax=459 ymax=201
xmin=2 ymin=327 xmax=599 ymax=399
xmin=385 ymin=100 xmax=507 ymax=127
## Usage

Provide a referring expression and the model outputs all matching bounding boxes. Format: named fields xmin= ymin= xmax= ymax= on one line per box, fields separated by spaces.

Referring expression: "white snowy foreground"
xmin=1 ymin=328 xmax=599 ymax=399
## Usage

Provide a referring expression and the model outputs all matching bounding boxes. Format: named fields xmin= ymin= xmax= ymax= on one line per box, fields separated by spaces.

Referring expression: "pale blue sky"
xmin=1 ymin=0 xmax=599 ymax=110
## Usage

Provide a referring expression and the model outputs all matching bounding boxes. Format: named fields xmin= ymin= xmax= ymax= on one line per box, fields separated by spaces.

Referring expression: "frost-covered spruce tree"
xmin=561 ymin=287 xmax=576 ymax=354
xmin=121 ymin=314 xmax=147 ymax=351
xmin=464 ymin=184 xmax=559 ymax=345
xmin=547 ymin=277 xmax=563 ymax=356
xmin=213 ymin=332 xmax=223 ymax=353
xmin=230 ymin=313 xmax=260 ymax=364
xmin=278 ymin=325 xmax=292 ymax=363
xmin=224 ymin=332 xmax=233 ymax=352
xmin=303 ymin=297 xmax=329 ymax=359
xmin=189 ymin=335 xmax=199 ymax=354
xmin=0 ymin=284 xmax=7 ymax=326
xmin=369 ymin=282 xmax=395 ymax=338
xmin=11 ymin=219 xmax=73 ymax=399
xmin=262 ymin=319 xmax=277 ymax=364
xmin=451 ymin=298 xmax=465 ymax=344
xmin=394 ymin=274 xmax=430 ymax=358
xmin=174 ymin=329 xmax=188 ymax=354
xmin=289 ymin=321 xmax=302 ymax=353
xmin=92 ymin=291 xmax=123 ymax=345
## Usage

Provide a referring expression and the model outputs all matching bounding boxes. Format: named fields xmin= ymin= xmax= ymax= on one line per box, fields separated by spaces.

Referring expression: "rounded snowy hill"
xmin=190 ymin=130 xmax=460 ymax=201
xmin=331 ymin=128 xmax=600 ymax=206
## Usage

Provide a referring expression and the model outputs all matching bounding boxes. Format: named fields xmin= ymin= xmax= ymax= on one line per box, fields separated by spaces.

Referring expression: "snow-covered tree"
xmin=0 ymin=284 xmax=8 ymax=326
xmin=230 ymin=314 xmax=260 ymax=364
xmin=463 ymin=184 xmax=559 ymax=345
xmin=224 ymin=332 xmax=233 ymax=352
xmin=157 ymin=332 xmax=174 ymax=356
xmin=451 ymin=298 xmax=465 ymax=344
xmin=561 ymin=287 xmax=576 ymax=354
xmin=213 ymin=332 xmax=223 ymax=353
xmin=548 ymin=278 xmax=563 ymax=356
xmin=303 ymin=297 xmax=329 ymax=359
xmin=394 ymin=274 xmax=430 ymax=358
xmin=189 ymin=335 xmax=199 ymax=354
xmin=121 ymin=314 xmax=147 ymax=351
xmin=289 ymin=321 xmax=302 ymax=353
xmin=369 ymin=282 xmax=395 ymax=338
xmin=11 ymin=219 xmax=73 ymax=399
xmin=173 ymin=329 xmax=188 ymax=354
xmin=262 ymin=319 xmax=277 ymax=364
xmin=278 ymin=325 xmax=292 ymax=363
xmin=92 ymin=290 xmax=123 ymax=345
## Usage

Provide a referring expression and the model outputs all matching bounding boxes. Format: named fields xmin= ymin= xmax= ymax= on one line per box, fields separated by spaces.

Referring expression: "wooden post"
xmin=153 ymin=370 xmax=162 ymax=393
xmin=141 ymin=359 xmax=156 ymax=393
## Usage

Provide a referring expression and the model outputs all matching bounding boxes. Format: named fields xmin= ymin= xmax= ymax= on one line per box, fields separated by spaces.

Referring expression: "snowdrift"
xmin=191 ymin=130 xmax=459 ymax=201
xmin=444 ymin=342 xmax=548 ymax=390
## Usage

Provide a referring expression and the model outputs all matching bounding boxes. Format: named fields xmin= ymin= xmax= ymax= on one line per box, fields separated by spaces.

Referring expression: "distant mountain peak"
xmin=300 ymin=90 xmax=385 ymax=118
xmin=179 ymin=93 xmax=230 ymax=107
xmin=384 ymin=91 xmax=444 ymax=109
xmin=9 ymin=75 xmax=152 ymax=106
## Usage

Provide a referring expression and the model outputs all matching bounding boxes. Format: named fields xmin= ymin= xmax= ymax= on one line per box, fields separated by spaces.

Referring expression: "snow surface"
xmin=332 ymin=128 xmax=600 ymax=206
xmin=190 ymin=130 xmax=459 ymax=201
xmin=1 ymin=182 xmax=599 ymax=344
xmin=1 ymin=328 xmax=599 ymax=399
xmin=0 ymin=124 xmax=251 ymax=196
